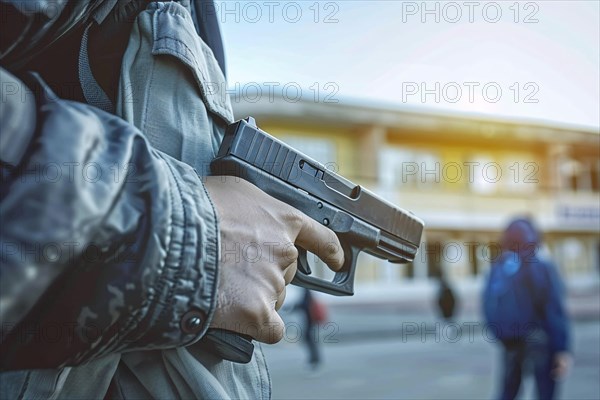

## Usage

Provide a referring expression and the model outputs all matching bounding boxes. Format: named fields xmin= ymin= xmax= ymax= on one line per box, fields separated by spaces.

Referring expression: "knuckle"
xmin=269 ymin=329 xmax=284 ymax=344
xmin=274 ymin=276 xmax=285 ymax=296
xmin=283 ymin=262 xmax=298 ymax=286
xmin=285 ymin=211 xmax=304 ymax=230
xmin=285 ymin=245 xmax=299 ymax=262
xmin=264 ymin=323 xmax=284 ymax=344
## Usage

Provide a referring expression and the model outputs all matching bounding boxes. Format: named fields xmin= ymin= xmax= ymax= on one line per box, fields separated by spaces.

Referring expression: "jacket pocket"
xmin=150 ymin=1 xmax=232 ymax=122
xmin=117 ymin=1 xmax=232 ymax=174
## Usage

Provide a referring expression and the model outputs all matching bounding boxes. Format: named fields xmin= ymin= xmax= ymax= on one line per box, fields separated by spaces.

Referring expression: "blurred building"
xmin=232 ymin=96 xmax=600 ymax=285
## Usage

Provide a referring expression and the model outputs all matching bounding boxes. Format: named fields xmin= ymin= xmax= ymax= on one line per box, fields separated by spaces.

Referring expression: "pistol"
xmin=201 ymin=117 xmax=424 ymax=362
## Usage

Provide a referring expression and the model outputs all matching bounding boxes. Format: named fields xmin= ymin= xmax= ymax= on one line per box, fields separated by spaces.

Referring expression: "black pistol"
xmin=202 ymin=117 xmax=424 ymax=362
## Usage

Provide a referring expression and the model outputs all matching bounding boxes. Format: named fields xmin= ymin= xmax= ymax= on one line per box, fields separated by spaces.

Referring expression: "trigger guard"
xmin=296 ymin=247 xmax=311 ymax=275
xmin=290 ymin=243 xmax=359 ymax=296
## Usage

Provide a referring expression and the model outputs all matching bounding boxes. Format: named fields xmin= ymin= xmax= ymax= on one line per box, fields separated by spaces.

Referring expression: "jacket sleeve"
xmin=0 ymin=70 xmax=220 ymax=370
xmin=539 ymin=260 xmax=571 ymax=353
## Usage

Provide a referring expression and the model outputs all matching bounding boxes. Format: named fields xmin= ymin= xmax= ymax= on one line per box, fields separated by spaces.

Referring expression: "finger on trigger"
xmin=295 ymin=214 xmax=345 ymax=271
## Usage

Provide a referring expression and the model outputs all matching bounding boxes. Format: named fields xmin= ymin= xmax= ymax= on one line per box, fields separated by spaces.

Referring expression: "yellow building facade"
xmin=232 ymin=96 xmax=600 ymax=285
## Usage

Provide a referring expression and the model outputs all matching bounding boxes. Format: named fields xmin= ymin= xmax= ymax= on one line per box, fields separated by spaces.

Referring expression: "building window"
xmin=278 ymin=136 xmax=337 ymax=166
xmin=501 ymin=155 xmax=538 ymax=193
xmin=559 ymin=157 xmax=600 ymax=193
xmin=467 ymin=156 xmax=498 ymax=194
xmin=561 ymin=158 xmax=584 ymax=191
xmin=380 ymin=148 xmax=440 ymax=190
xmin=555 ymin=237 xmax=589 ymax=275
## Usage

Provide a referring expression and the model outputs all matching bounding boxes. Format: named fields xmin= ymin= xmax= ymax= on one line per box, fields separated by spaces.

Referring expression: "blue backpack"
xmin=483 ymin=251 xmax=538 ymax=342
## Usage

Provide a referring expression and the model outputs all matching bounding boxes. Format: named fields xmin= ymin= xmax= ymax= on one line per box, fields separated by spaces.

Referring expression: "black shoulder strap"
xmin=91 ymin=0 xmax=120 ymax=24
xmin=84 ymin=0 xmax=227 ymax=108
xmin=84 ymin=0 xmax=149 ymax=108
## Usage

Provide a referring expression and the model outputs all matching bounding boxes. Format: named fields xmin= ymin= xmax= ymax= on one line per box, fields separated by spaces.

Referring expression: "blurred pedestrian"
xmin=483 ymin=218 xmax=572 ymax=400
xmin=295 ymin=289 xmax=327 ymax=369
xmin=436 ymin=274 xmax=457 ymax=321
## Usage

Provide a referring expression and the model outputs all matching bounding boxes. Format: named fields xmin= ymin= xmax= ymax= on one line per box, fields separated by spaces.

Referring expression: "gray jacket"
xmin=1 ymin=1 xmax=270 ymax=398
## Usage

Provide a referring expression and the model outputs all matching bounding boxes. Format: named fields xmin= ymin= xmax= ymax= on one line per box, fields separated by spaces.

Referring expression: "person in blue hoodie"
xmin=484 ymin=218 xmax=572 ymax=400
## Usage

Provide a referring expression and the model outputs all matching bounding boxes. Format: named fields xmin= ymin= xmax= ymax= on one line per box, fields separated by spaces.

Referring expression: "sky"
xmin=218 ymin=0 xmax=600 ymax=129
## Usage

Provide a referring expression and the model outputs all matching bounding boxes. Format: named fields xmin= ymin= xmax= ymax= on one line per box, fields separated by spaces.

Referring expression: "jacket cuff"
xmin=147 ymin=154 xmax=220 ymax=346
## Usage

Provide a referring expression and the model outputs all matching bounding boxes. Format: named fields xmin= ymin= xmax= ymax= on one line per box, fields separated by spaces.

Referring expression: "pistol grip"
xmin=201 ymin=328 xmax=254 ymax=364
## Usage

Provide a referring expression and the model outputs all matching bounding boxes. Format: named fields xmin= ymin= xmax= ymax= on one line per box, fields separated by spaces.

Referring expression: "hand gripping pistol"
xmin=201 ymin=117 xmax=424 ymax=363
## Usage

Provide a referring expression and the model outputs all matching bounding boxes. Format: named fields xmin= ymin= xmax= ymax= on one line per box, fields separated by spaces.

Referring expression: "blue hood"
xmin=500 ymin=218 xmax=541 ymax=256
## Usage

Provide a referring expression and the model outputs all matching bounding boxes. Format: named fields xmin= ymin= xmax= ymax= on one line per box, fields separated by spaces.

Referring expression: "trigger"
xmin=297 ymin=247 xmax=311 ymax=275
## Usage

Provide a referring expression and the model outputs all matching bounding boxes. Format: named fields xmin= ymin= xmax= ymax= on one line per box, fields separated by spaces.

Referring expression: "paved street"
xmin=263 ymin=316 xmax=599 ymax=399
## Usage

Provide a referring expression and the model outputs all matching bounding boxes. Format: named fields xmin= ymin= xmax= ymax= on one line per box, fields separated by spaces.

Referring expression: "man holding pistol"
xmin=0 ymin=0 xmax=343 ymax=397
